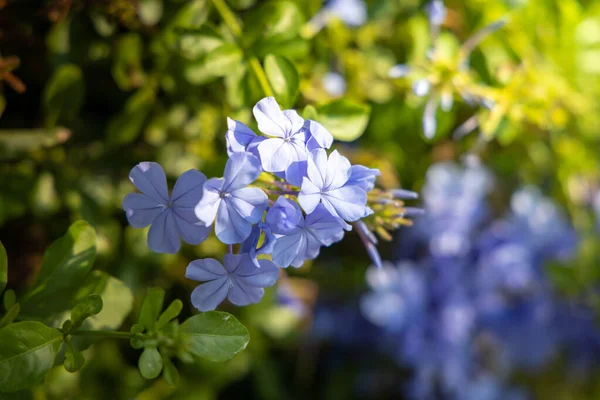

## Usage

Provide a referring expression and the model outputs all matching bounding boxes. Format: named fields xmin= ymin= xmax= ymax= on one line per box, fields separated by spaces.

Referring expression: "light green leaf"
xmin=171 ymin=25 xmax=224 ymax=60
xmin=106 ymin=88 xmax=155 ymax=146
xmin=138 ymin=347 xmax=163 ymax=379
xmin=0 ymin=242 xmax=6 ymax=295
xmin=23 ymin=221 xmax=96 ymax=305
xmin=180 ymin=312 xmax=249 ymax=362
xmin=3 ymin=290 xmax=15 ymax=311
xmin=70 ymin=295 xmax=103 ymax=330
xmin=138 ymin=288 xmax=165 ymax=332
xmin=184 ymin=44 xmax=244 ymax=85
xmin=316 ymin=99 xmax=371 ymax=142
xmin=264 ymin=54 xmax=299 ymax=109
xmin=43 ymin=64 xmax=85 ymax=128
xmin=0 ymin=322 xmax=62 ymax=392
xmin=64 ymin=342 xmax=84 ymax=373
xmin=156 ymin=299 xmax=183 ymax=331
xmin=29 ymin=172 xmax=60 ymax=218
xmin=0 ymin=128 xmax=70 ymax=161
xmin=162 ymin=356 xmax=179 ymax=386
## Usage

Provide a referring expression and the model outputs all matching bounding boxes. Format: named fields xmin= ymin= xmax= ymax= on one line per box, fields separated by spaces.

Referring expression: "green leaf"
xmin=64 ymin=342 xmax=84 ymax=373
xmin=171 ymin=25 xmax=224 ymax=60
xmin=29 ymin=172 xmax=60 ymax=218
xmin=183 ymin=44 xmax=244 ymax=85
xmin=264 ymin=54 xmax=299 ymax=109
xmin=244 ymin=1 xmax=305 ymax=45
xmin=70 ymin=295 xmax=103 ymax=330
xmin=0 ymin=322 xmax=62 ymax=392
xmin=0 ymin=242 xmax=6 ymax=295
xmin=43 ymin=64 xmax=85 ymax=128
xmin=180 ymin=312 xmax=249 ymax=362
xmin=3 ymin=290 xmax=15 ymax=311
xmin=112 ymin=33 xmax=145 ymax=91
xmin=315 ymin=99 xmax=371 ymax=142
xmin=22 ymin=271 xmax=132 ymax=333
xmin=164 ymin=0 xmax=210 ymax=53
xmin=138 ymin=347 xmax=163 ymax=379
xmin=156 ymin=299 xmax=183 ymax=331
xmin=106 ymin=87 xmax=155 ymax=146
xmin=162 ymin=356 xmax=179 ymax=386
xmin=138 ymin=288 xmax=165 ymax=332
xmin=302 ymin=105 xmax=318 ymax=120
xmin=0 ymin=304 xmax=19 ymax=329
xmin=24 ymin=221 xmax=96 ymax=305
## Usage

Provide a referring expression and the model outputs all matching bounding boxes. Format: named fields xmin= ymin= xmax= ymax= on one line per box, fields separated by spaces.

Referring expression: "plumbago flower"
xmin=123 ymin=96 xmax=420 ymax=311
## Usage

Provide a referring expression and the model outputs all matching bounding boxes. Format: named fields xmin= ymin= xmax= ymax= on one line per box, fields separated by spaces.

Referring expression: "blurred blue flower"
xmin=426 ymin=0 xmax=447 ymax=27
xmin=186 ymin=253 xmax=279 ymax=311
xmin=299 ymin=148 xmax=370 ymax=222
xmin=324 ymin=0 xmax=367 ymax=27
xmin=123 ymin=162 xmax=210 ymax=254
xmin=270 ymin=199 xmax=345 ymax=268
xmin=194 ymin=152 xmax=268 ymax=244
xmin=322 ymin=71 xmax=347 ymax=96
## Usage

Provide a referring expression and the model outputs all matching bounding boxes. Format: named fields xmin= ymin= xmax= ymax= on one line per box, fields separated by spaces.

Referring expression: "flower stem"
xmin=211 ymin=0 xmax=275 ymax=98
xmin=68 ymin=329 xmax=133 ymax=340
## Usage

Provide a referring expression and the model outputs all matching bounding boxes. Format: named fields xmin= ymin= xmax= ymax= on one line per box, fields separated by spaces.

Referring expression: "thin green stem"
xmin=67 ymin=329 xmax=133 ymax=340
xmin=211 ymin=0 xmax=275 ymax=97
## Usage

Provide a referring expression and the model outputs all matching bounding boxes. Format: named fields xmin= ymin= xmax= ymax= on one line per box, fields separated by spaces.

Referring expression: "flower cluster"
xmin=360 ymin=163 xmax=599 ymax=400
xmin=123 ymin=97 xmax=417 ymax=311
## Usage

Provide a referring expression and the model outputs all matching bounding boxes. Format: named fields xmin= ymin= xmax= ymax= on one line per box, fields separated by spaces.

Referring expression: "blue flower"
xmin=225 ymin=117 xmax=264 ymax=159
xmin=299 ymin=148 xmax=370 ymax=222
xmin=194 ymin=152 xmax=268 ymax=244
xmin=347 ymin=165 xmax=380 ymax=192
xmin=269 ymin=198 xmax=345 ymax=268
xmin=426 ymin=0 xmax=446 ymax=27
xmin=122 ymin=162 xmax=210 ymax=254
xmin=253 ymin=97 xmax=309 ymax=173
xmin=241 ymin=222 xmax=276 ymax=268
xmin=325 ymin=0 xmax=367 ymax=27
xmin=305 ymin=119 xmax=334 ymax=152
xmin=186 ymin=253 xmax=280 ymax=311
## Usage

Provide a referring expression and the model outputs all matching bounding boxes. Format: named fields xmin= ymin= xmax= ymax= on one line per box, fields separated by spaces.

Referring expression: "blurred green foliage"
xmin=1 ymin=0 xmax=600 ymax=398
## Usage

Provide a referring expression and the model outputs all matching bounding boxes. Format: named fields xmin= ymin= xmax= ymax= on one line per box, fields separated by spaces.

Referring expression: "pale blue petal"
xmin=122 ymin=193 xmax=165 ymax=228
xmin=303 ymin=235 xmax=322 ymax=262
xmin=283 ymin=109 xmax=305 ymax=134
xmin=324 ymin=150 xmax=351 ymax=190
xmin=257 ymin=137 xmax=296 ymax=173
xmin=272 ymin=231 xmax=307 ymax=268
xmin=194 ymin=178 xmax=223 ymax=226
xmin=322 ymin=185 xmax=368 ymax=221
xmin=222 ymin=152 xmax=262 ymax=192
xmin=423 ymin=97 xmax=438 ymax=139
xmin=229 ymin=187 xmax=268 ymax=223
xmin=299 ymin=177 xmax=322 ymax=214
xmin=172 ymin=169 xmax=207 ymax=206
xmin=306 ymin=120 xmax=333 ymax=151
xmin=347 ymin=165 xmax=380 ymax=192
xmin=227 ymin=280 xmax=264 ymax=306
xmin=148 ymin=210 xmax=180 ymax=253
xmin=304 ymin=204 xmax=346 ymax=246
xmin=253 ymin=97 xmax=290 ymax=138
xmin=173 ymin=211 xmax=210 ymax=245
xmin=185 ymin=258 xmax=227 ymax=281
xmin=226 ymin=118 xmax=258 ymax=155
xmin=266 ymin=196 xmax=303 ymax=235
xmin=190 ymin=276 xmax=230 ymax=311
xmin=285 ymin=161 xmax=308 ymax=187
xmin=129 ymin=161 xmax=169 ymax=203
xmin=234 ymin=255 xmax=279 ymax=287
xmin=246 ymin=136 xmax=265 ymax=159
xmin=306 ymin=148 xmax=327 ymax=189
xmin=215 ymin=199 xmax=252 ymax=244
